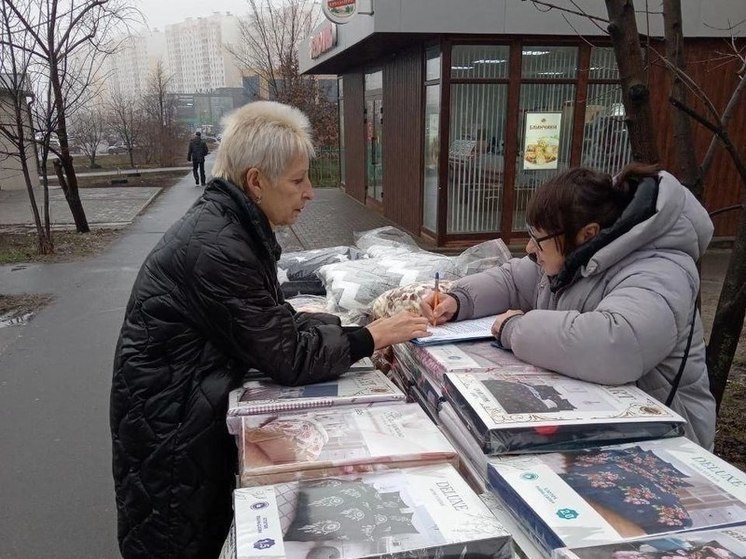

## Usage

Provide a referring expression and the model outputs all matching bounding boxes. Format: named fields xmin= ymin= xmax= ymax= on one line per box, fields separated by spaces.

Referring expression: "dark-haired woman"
xmin=421 ymin=163 xmax=716 ymax=448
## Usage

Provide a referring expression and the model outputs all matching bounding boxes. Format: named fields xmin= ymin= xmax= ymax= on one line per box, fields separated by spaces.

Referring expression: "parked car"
xmin=107 ymin=143 xmax=129 ymax=155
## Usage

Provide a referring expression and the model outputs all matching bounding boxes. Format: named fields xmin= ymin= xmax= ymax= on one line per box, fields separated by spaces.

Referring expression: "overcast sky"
xmin=138 ymin=0 xmax=250 ymax=31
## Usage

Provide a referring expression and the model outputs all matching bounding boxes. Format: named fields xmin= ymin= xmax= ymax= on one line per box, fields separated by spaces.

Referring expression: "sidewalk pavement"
xmin=0 ymin=159 xmax=734 ymax=558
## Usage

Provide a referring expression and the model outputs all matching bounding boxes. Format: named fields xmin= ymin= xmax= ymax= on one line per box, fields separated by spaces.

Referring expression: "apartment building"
xmin=165 ymin=12 xmax=243 ymax=94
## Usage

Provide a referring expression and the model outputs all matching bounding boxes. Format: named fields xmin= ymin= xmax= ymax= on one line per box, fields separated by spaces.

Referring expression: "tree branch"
xmin=702 ymin=59 xmax=746 ymax=177
xmin=670 ymin=97 xmax=746 ymax=183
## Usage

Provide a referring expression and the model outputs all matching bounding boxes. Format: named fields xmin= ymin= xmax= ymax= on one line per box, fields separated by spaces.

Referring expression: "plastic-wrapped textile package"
xmin=226 ymin=369 xmax=406 ymax=434
xmin=285 ymin=295 xmax=369 ymax=327
xmin=552 ymin=524 xmax=746 ymax=559
xmin=410 ymin=340 xmax=548 ymax=385
xmin=443 ymin=370 xmax=686 ymax=454
xmin=230 ymin=463 xmax=513 ymax=559
xmin=317 ymin=253 xmax=459 ymax=314
xmin=454 ymin=238 xmax=514 ymax=276
xmin=478 ymin=491 xmax=547 ymax=559
xmin=278 ymin=246 xmax=365 ymax=297
xmin=437 ymin=404 xmax=488 ymax=496
xmin=438 ymin=402 xmax=488 ymax=483
xmin=236 ymin=403 xmax=458 ymax=487
xmin=487 ymin=437 xmax=746 ymax=556
xmin=353 ymin=225 xmax=421 ymax=252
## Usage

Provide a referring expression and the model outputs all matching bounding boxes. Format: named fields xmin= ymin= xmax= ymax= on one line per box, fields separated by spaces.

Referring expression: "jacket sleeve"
xmin=448 ymin=256 xmax=541 ymax=319
xmin=203 ymin=141 xmax=209 ymax=156
xmin=187 ymin=237 xmax=352 ymax=386
xmin=294 ymin=312 xmax=342 ymax=330
xmin=501 ymin=259 xmax=696 ymax=385
xmin=187 ymin=143 xmax=192 ymax=161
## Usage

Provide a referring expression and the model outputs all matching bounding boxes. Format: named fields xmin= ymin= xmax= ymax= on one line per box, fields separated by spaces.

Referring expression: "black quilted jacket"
xmin=110 ymin=178 xmax=356 ymax=558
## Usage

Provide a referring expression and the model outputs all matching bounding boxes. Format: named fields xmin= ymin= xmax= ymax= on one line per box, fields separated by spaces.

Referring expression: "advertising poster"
xmin=523 ymin=112 xmax=561 ymax=170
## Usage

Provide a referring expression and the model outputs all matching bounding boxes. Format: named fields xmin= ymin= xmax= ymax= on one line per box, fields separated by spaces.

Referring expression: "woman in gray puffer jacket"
xmin=422 ymin=163 xmax=716 ymax=449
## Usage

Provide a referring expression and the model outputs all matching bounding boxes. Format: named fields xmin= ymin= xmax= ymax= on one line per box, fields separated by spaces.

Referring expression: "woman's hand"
xmin=491 ymin=309 xmax=525 ymax=337
xmin=419 ymin=292 xmax=458 ymax=326
xmin=365 ymin=311 xmax=431 ymax=350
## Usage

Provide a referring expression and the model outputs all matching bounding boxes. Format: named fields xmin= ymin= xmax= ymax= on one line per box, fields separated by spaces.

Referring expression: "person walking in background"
xmin=187 ymin=131 xmax=209 ymax=186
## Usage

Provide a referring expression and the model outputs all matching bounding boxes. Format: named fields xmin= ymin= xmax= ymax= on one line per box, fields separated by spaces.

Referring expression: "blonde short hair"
xmin=212 ymin=101 xmax=315 ymax=186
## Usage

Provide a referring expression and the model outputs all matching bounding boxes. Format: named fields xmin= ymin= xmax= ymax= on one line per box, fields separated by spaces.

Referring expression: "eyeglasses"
xmin=526 ymin=225 xmax=564 ymax=251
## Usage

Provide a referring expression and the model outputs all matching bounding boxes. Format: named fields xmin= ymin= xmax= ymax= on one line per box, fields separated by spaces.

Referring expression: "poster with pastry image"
xmin=523 ymin=112 xmax=561 ymax=170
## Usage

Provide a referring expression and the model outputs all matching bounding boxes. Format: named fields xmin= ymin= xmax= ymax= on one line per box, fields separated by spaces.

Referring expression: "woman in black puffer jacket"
xmin=110 ymin=101 xmax=430 ymax=559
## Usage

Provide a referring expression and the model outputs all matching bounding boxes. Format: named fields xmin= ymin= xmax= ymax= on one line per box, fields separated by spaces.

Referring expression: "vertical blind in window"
xmin=447 ymin=83 xmax=508 ymax=234
xmin=447 ymin=45 xmax=509 ymax=235
xmin=581 ymin=48 xmax=632 ymax=175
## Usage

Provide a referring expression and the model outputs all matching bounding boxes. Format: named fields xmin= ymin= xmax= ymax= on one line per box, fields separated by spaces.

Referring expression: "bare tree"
xmin=0 ymin=0 xmax=52 ymax=254
xmin=229 ymin=0 xmax=339 ymax=146
xmin=139 ymin=60 xmax=188 ymax=167
xmin=71 ymin=107 xmax=105 ymax=168
xmin=0 ymin=0 xmax=141 ymax=233
xmin=107 ymin=88 xmax=142 ymax=169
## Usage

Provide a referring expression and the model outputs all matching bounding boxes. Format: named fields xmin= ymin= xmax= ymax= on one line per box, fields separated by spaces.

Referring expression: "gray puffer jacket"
xmin=448 ymin=171 xmax=716 ymax=449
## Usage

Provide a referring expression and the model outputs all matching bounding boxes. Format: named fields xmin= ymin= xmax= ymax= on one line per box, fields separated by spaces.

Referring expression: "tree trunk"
xmin=707 ymin=201 xmax=746 ymax=411
xmin=662 ymin=0 xmax=703 ymax=199
xmin=604 ymin=0 xmax=660 ymax=164
xmin=22 ymin=154 xmax=53 ymax=254
xmin=48 ymin=53 xmax=89 ymax=233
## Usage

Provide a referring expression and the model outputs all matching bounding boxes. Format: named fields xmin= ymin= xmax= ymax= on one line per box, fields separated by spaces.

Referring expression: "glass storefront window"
xmin=447 ymin=83 xmax=508 ymax=234
xmin=521 ymin=46 xmax=578 ymax=79
xmin=581 ymin=84 xmax=632 ymax=175
xmin=513 ymin=83 xmax=576 ymax=230
xmin=589 ymin=47 xmax=620 ymax=80
xmin=365 ymin=69 xmax=383 ymax=202
xmin=451 ymin=45 xmax=509 ymax=80
xmin=423 ymin=85 xmax=440 ymax=232
xmin=426 ymin=45 xmax=441 ymax=82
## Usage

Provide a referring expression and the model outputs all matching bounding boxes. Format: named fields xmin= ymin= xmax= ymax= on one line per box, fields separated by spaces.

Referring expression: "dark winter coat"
xmin=110 ymin=178 xmax=364 ymax=558
xmin=187 ymin=136 xmax=208 ymax=162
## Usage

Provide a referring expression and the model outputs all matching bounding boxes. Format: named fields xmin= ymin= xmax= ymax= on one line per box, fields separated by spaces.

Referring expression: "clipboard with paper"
xmin=413 ymin=315 xmax=498 ymax=346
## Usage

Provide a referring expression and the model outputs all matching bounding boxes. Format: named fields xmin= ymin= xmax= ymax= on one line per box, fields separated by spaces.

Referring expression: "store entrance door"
xmin=365 ymin=96 xmax=383 ymax=202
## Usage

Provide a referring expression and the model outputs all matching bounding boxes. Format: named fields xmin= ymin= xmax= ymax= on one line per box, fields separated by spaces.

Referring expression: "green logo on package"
xmin=556 ymin=508 xmax=579 ymax=520
xmin=520 ymin=472 xmax=538 ymax=480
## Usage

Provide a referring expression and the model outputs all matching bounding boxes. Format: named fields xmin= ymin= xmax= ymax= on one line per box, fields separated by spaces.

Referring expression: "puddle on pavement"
xmin=0 ymin=310 xmax=34 ymax=328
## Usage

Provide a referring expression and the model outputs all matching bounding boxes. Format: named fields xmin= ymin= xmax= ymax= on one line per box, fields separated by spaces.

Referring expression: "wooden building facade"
xmin=302 ymin=1 xmax=746 ymax=247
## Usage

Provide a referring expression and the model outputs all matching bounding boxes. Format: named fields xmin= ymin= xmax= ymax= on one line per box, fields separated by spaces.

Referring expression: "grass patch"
xmin=75 ymin=170 xmax=186 ymax=189
xmin=0 ymin=229 xmax=123 ymax=265
xmin=714 ymin=365 xmax=746 ymax=472
xmin=0 ymin=293 xmax=54 ymax=318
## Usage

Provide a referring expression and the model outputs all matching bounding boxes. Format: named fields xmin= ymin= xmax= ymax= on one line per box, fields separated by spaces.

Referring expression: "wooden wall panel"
xmin=382 ymin=46 xmax=424 ymax=235
xmin=648 ymin=38 xmax=746 ymax=236
xmin=342 ymin=72 xmax=366 ymax=203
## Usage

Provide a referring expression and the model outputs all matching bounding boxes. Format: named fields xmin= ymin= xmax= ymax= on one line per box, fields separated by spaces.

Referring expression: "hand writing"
xmin=420 ymin=291 xmax=458 ymax=326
